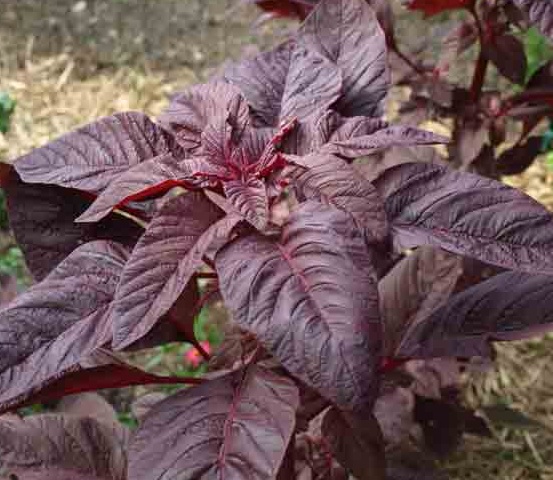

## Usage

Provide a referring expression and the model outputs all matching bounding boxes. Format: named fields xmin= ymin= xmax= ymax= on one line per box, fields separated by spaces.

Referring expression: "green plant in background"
xmin=0 ymin=92 xmax=16 ymax=135
xmin=524 ymin=28 xmax=553 ymax=81
xmin=544 ymin=121 xmax=553 ymax=169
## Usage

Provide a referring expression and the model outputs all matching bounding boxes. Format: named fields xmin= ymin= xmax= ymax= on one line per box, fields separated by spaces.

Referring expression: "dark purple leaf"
xmin=299 ymin=0 xmax=389 ymax=117
xmin=484 ymin=33 xmax=527 ymax=85
xmin=110 ymin=192 xmax=241 ymax=350
xmin=222 ymin=41 xmax=294 ymax=127
xmin=128 ymin=366 xmax=299 ymax=480
xmin=398 ymin=270 xmax=553 ymax=359
xmin=224 ymin=41 xmax=341 ymax=126
xmin=0 ymin=413 xmax=127 ymax=480
xmin=216 ymin=201 xmax=381 ymax=410
xmin=223 ymin=177 xmax=269 ymax=230
xmin=75 ymin=153 xmax=195 ymax=223
xmin=158 ymin=81 xmax=250 ymax=151
xmin=321 ymin=125 xmax=447 ymax=159
xmin=0 ymin=241 xmax=127 ymax=412
xmin=4 ymin=173 xmax=142 ymax=280
xmin=321 ymin=407 xmax=386 ymax=480
xmin=279 ymin=44 xmax=342 ymax=123
xmin=13 ymin=112 xmax=173 ymax=194
xmin=379 ymin=247 xmax=463 ymax=356
xmin=496 ymin=136 xmax=543 ymax=176
xmin=355 ymin=144 xmax=446 ymax=183
xmin=374 ymin=162 xmax=553 ymax=274
xmin=452 ymin=121 xmax=488 ymax=169
xmin=512 ymin=0 xmax=553 ymax=41
xmin=286 ymin=154 xmax=389 ymax=241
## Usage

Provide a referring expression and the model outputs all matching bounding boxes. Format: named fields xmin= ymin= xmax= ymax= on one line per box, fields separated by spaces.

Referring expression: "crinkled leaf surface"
xmin=76 ymin=153 xmax=193 ymax=223
xmin=223 ymin=177 xmax=269 ymax=230
xmin=128 ymin=366 xmax=299 ymax=480
xmin=216 ymin=201 xmax=381 ymax=410
xmin=14 ymin=112 xmax=173 ymax=194
xmin=224 ymin=40 xmax=341 ymax=126
xmin=298 ymin=0 xmax=389 ymax=117
xmin=512 ymin=0 xmax=553 ymax=41
xmin=398 ymin=270 xmax=553 ymax=359
xmin=0 ymin=413 xmax=127 ymax=480
xmin=379 ymin=247 xmax=463 ymax=356
xmin=4 ymin=174 xmax=142 ymax=281
xmin=322 ymin=407 xmax=386 ymax=480
xmin=223 ymin=41 xmax=294 ymax=127
xmin=321 ymin=125 xmax=447 ymax=159
xmin=111 ymin=192 xmax=240 ymax=350
xmin=0 ymin=241 xmax=127 ymax=412
xmin=287 ymin=154 xmax=389 ymax=241
xmin=158 ymin=82 xmax=249 ymax=151
xmin=374 ymin=162 xmax=553 ymax=274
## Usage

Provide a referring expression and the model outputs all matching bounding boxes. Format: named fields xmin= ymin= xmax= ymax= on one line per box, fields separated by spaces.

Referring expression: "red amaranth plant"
xmin=1 ymin=0 xmax=553 ymax=478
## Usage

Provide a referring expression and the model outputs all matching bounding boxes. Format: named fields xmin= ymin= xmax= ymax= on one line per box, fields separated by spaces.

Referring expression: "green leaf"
xmin=0 ymin=92 xmax=16 ymax=134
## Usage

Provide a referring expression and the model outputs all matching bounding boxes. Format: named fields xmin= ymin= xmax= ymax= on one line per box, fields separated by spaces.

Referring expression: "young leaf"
xmin=4 ymin=174 xmax=142 ymax=280
xmin=110 ymin=192 xmax=241 ymax=350
xmin=298 ymin=0 xmax=390 ymax=117
xmin=0 ymin=413 xmax=128 ymax=480
xmin=158 ymin=81 xmax=250 ymax=151
xmin=397 ymin=270 xmax=553 ymax=359
xmin=223 ymin=177 xmax=269 ymax=230
xmin=321 ymin=407 xmax=386 ymax=480
xmin=287 ymin=154 xmax=389 ymax=241
xmin=512 ymin=0 xmax=553 ymax=41
xmin=378 ymin=247 xmax=464 ymax=356
xmin=128 ymin=366 xmax=299 ymax=480
xmin=484 ymin=33 xmax=527 ymax=85
xmin=14 ymin=112 xmax=173 ymax=194
xmin=216 ymin=201 xmax=381 ymax=410
xmin=374 ymin=162 xmax=553 ymax=274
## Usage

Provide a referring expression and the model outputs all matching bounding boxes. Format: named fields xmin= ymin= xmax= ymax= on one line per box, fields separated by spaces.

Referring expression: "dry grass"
xmin=2 ymin=2 xmax=553 ymax=479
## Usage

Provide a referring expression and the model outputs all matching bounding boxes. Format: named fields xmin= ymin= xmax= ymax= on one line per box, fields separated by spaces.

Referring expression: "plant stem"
xmin=469 ymin=5 xmax=488 ymax=101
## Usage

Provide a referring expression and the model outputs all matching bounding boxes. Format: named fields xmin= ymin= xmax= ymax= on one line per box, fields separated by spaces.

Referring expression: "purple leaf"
xmin=14 ymin=112 xmax=173 ymax=194
xmin=321 ymin=125 xmax=447 ymax=158
xmin=4 ymin=174 xmax=142 ymax=280
xmin=496 ymin=136 xmax=543 ymax=176
xmin=374 ymin=162 xmax=553 ymax=274
xmin=75 ymin=153 xmax=197 ymax=223
xmin=224 ymin=177 xmax=269 ymax=230
xmin=512 ymin=0 xmax=553 ymax=41
xmin=298 ymin=0 xmax=390 ymax=117
xmin=0 ymin=413 xmax=128 ymax=480
xmin=128 ymin=366 xmax=299 ymax=480
xmin=222 ymin=41 xmax=294 ymax=126
xmin=398 ymin=270 xmax=553 ymax=359
xmin=279 ymin=44 xmax=342 ymax=123
xmin=224 ymin=40 xmax=341 ymax=126
xmin=378 ymin=247 xmax=464 ymax=356
xmin=322 ymin=407 xmax=386 ymax=480
xmin=286 ymin=154 xmax=389 ymax=241
xmin=110 ymin=192 xmax=241 ymax=350
xmin=0 ymin=241 xmax=127 ymax=412
xmin=158 ymin=81 xmax=250 ymax=151
xmin=483 ymin=33 xmax=527 ymax=85
xmin=216 ymin=201 xmax=381 ymax=410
